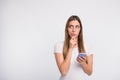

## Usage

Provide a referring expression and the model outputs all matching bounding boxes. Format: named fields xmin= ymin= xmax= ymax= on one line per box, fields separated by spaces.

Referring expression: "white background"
xmin=0 ymin=0 xmax=120 ymax=80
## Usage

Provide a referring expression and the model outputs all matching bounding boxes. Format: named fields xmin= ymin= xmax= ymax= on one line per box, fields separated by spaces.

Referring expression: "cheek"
xmin=77 ymin=29 xmax=80 ymax=35
xmin=67 ymin=29 xmax=71 ymax=34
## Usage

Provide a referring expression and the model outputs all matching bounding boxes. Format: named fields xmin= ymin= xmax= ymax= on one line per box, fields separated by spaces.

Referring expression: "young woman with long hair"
xmin=54 ymin=15 xmax=94 ymax=80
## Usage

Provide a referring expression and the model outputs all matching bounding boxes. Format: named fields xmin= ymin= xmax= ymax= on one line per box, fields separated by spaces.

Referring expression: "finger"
xmin=80 ymin=58 xmax=84 ymax=61
xmin=78 ymin=57 xmax=84 ymax=61
xmin=77 ymin=57 xmax=87 ymax=63
xmin=71 ymin=37 xmax=75 ymax=40
xmin=76 ymin=58 xmax=82 ymax=63
xmin=73 ymin=41 xmax=77 ymax=44
xmin=74 ymin=38 xmax=77 ymax=42
xmin=81 ymin=56 xmax=86 ymax=60
xmin=76 ymin=58 xmax=79 ymax=62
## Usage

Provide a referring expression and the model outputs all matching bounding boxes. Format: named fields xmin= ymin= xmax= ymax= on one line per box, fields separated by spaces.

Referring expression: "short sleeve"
xmin=84 ymin=41 xmax=94 ymax=56
xmin=54 ymin=42 xmax=64 ymax=54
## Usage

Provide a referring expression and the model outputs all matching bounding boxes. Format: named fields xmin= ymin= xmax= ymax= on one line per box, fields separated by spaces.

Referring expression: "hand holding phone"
xmin=77 ymin=53 xmax=88 ymax=64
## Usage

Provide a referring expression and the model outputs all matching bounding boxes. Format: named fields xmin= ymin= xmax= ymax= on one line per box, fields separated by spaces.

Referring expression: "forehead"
xmin=69 ymin=20 xmax=80 ymax=25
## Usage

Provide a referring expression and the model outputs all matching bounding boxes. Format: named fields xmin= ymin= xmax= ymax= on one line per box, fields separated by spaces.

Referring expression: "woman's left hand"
xmin=76 ymin=56 xmax=87 ymax=65
xmin=77 ymin=55 xmax=93 ymax=75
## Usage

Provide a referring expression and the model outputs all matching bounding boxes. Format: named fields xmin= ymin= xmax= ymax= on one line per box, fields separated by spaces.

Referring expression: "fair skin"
xmin=55 ymin=20 xmax=93 ymax=76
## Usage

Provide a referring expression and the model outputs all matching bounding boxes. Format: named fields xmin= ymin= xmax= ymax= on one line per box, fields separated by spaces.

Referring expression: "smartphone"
xmin=77 ymin=53 xmax=87 ymax=58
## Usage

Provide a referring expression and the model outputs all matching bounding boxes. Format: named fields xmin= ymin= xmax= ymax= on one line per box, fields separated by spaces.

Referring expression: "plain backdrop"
xmin=0 ymin=0 xmax=120 ymax=80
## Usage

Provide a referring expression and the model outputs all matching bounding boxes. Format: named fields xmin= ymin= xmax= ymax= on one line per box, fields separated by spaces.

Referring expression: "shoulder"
xmin=84 ymin=39 xmax=94 ymax=55
xmin=54 ymin=41 xmax=64 ymax=54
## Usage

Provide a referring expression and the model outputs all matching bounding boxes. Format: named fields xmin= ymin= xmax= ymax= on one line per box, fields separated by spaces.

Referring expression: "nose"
xmin=72 ymin=27 xmax=76 ymax=32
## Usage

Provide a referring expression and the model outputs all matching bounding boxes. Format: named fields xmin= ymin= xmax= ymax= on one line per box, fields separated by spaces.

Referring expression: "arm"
xmin=54 ymin=38 xmax=77 ymax=76
xmin=54 ymin=48 xmax=73 ymax=76
xmin=77 ymin=54 xmax=93 ymax=75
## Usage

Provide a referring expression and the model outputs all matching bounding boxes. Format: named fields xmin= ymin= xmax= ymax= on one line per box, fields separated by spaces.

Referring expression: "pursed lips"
xmin=71 ymin=33 xmax=76 ymax=36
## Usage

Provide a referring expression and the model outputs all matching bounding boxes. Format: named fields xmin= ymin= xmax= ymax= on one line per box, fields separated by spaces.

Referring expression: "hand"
xmin=69 ymin=37 xmax=77 ymax=49
xmin=76 ymin=56 xmax=87 ymax=65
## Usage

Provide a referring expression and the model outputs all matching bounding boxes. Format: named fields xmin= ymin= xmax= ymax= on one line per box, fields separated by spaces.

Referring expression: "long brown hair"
xmin=63 ymin=15 xmax=86 ymax=59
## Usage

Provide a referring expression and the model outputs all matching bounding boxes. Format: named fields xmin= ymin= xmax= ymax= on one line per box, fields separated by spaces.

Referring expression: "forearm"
xmin=60 ymin=49 xmax=73 ymax=76
xmin=81 ymin=63 xmax=92 ymax=75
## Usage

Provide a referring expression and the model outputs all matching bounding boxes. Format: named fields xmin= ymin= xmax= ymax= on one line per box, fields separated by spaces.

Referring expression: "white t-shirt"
xmin=54 ymin=41 xmax=94 ymax=80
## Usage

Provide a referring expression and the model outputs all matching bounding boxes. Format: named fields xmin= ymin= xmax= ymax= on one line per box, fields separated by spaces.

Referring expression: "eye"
xmin=75 ymin=25 xmax=80 ymax=28
xmin=68 ymin=25 xmax=73 ymax=29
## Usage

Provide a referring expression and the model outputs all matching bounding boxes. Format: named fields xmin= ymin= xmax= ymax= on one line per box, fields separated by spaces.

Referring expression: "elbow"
xmin=61 ymin=71 xmax=67 ymax=76
xmin=60 ymin=67 xmax=68 ymax=76
xmin=87 ymin=71 xmax=92 ymax=76
xmin=86 ymin=70 xmax=92 ymax=76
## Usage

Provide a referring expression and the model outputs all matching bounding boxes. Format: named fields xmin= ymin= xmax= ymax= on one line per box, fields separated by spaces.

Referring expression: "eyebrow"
xmin=69 ymin=24 xmax=80 ymax=26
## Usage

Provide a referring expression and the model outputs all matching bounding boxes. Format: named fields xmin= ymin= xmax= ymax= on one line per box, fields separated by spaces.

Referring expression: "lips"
xmin=71 ymin=33 xmax=76 ymax=36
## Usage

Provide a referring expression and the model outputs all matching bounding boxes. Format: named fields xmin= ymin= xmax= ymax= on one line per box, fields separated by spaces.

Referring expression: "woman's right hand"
xmin=69 ymin=37 xmax=77 ymax=49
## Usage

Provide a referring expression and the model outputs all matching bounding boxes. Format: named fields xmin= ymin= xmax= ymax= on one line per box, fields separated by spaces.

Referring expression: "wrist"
xmin=81 ymin=62 xmax=87 ymax=66
xmin=68 ymin=48 xmax=73 ymax=54
xmin=68 ymin=48 xmax=73 ymax=52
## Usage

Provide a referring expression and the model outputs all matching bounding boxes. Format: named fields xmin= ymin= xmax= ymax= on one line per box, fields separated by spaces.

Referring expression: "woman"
xmin=54 ymin=15 xmax=93 ymax=80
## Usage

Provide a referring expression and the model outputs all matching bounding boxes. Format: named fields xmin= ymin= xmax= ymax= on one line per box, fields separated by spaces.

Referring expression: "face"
xmin=67 ymin=20 xmax=81 ymax=39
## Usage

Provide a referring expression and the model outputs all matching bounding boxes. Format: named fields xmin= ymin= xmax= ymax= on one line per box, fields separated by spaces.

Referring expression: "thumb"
xmin=71 ymin=37 xmax=77 ymax=41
